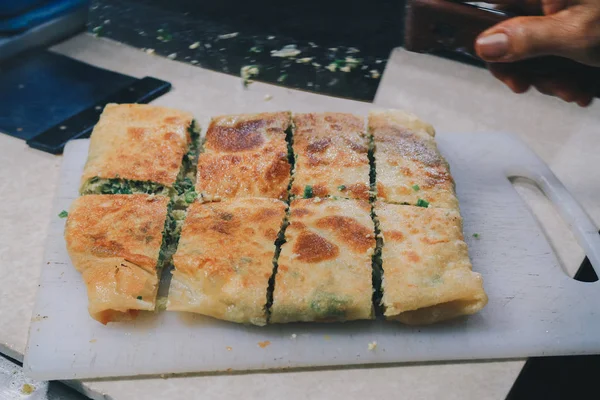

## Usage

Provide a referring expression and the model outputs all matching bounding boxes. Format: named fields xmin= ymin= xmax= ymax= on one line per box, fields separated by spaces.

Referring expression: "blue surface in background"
xmin=0 ymin=0 xmax=88 ymax=32
xmin=0 ymin=51 xmax=135 ymax=140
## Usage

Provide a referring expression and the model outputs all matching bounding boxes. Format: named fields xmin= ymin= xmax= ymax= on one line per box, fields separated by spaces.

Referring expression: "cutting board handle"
xmin=506 ymin=165 xmax=600 ymax=281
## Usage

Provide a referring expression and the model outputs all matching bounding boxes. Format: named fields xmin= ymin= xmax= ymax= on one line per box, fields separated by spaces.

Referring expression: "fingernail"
xmin=476 ymin=33 xmax=509 ymax=59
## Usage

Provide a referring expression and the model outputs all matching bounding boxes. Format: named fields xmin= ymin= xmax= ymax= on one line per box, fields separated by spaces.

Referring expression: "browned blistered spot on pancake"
xmin=291 ymin=207 xmax=311 ymax=218
xmin=265 ymin=157 xmax=291 ymax=183
xmin=164 ymin=116 xmax=183 ymax=124
xmin=343 ymin=138 xmax=368 ymax=154
xmin=387 ymin=230 xmax=405 ymax=242
xmin=346 ymin=183 xmax=370 ymax=200
xmin=278 ymin=265 xmax=289 ymax=272
xmin=127 ymin=127 xmax=146 ymax=139
xmin=324 ymin=115 xmax=335 ymax=123
xmin=410 ymin=228 xmax=419 ymax=235
xmin=162 ymin=131 xmax=178 ymax=141
xmin=311 ymin=184 xmax=328 ymax=197
xmin=420 ymin=236 xmax=449 ymax=245
xmin=291 ymin=221 xmax=306 ymax=230
xmin=294 ymin=231 xmax=339 ymax=263
xmin=376 ymin=182 xmax=386 ymax=198
xmin=264 ymin=228 xmax=278 ymax=240
xmin=207 ymin=119 xmax=266 ymax=152
xmin=316 ymin=216 xmax=373 ymax=253
xmin=330 ymin=123 xmax=342 ymax=131
xmin=405 ymin=250 xmax=420 ymax=263
xmin=306 ymin=138 xmax=332 ymax=153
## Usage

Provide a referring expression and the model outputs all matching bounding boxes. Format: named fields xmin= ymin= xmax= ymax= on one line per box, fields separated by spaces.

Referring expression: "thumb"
xmin=475 ymin=13 xmax=582 ymax=62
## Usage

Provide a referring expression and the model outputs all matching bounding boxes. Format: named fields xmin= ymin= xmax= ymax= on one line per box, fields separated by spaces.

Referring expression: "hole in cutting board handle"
xmin=508 ymin=176 xmax=598 ymax=282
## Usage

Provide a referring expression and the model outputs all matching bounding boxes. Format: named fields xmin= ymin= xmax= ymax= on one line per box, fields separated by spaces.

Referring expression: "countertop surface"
xmin=1 ymin=33 xmax=599 ymax=400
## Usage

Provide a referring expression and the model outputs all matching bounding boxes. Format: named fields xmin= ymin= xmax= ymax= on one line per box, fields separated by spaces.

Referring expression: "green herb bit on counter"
xmin=473 ymin=233 xmax=480 ymax=239
xmin=416 ymin=198 xmax=429 ymax=208
xmin=412 ymin=184 xmax=420 ymax=191
xmin=137 ymin=296 xmax=142 ymax=300
xmin=303 ymin=185 xmax=314 ymax=199
xmin=58 ymin=210 xmax=68 ymax=218
xmin=338 ymin=185 xmax=346 ymax=191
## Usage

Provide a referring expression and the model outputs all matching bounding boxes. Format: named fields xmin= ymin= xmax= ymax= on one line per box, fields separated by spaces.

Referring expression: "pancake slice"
xmin=290 ymin=113 xmax=370 ymax=200
xmin=64 ymin=194 xmax=171 ymax=324
xmin=167 ymin=198 xmax=287 ymax=326
xmin=376 ymin=202 xmax=487 ymax=325
xmin=370 ymin=110 xmax=458 ymax=209
xmin=80 ymin=104 xmax=198 ymax=198
xmin=195 ymin=112 xmax=292 ymax=201
xmin=270 ymin=198 xmax=375 ymax=323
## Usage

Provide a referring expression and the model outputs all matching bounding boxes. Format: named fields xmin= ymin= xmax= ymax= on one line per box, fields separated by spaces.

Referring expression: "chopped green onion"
xmin=137 ymin=296 xmax=142 ymax=300
xmin=303 ymin=185 xmax=314 ymax=198
xmin=412 ymin=184 xmax=420 ymax=191
xmin=58 ymin=210 xmax=68 ymax=218
xmin=416 ymin=198 xmax=429 ymax=208
xmin=184 ymin=191 xmax=198 ymax=203
xmin=472 ymin=233 xmax=480 ymax=239
xmin=338 ymin=185 xmax=346 ymax=191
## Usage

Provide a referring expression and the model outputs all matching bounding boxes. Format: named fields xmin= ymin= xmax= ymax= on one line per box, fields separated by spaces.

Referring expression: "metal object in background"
xmin=0 ymin=0 xmax=89 ymax=62
xmin=0 ymin=353 xmax=88 ymax=400
xmin=27 ymin=76 xmax=172 ymax=154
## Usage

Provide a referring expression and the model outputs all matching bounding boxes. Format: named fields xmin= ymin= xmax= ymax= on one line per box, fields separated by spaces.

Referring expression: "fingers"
xmin=487 ymin=63 xmax=595 ymax=106
xmin=475 ymin=13 xmax=582 ymax=62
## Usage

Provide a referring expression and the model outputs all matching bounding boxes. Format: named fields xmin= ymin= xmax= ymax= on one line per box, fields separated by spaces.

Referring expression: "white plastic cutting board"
xmin=24 ymin=132 xmax=600 ymax=380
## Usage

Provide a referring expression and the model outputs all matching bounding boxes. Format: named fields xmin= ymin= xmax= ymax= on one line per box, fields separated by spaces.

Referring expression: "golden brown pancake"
xmin=271 ymin=198 xmax=375 ymax=323
xmin=291 ymin=113 xmax=370 ymax=200
xmin=64 ymin=194 xmax=170 ymax=324
xmin=168 ymin=198 xmax=287 ymax=326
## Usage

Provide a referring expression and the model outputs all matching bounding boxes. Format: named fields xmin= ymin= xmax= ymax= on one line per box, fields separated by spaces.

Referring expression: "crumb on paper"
xmin=218 ymin=32 xmax=239 ymax=39
xmin=325 ymin=63 xmax=337 ymax=72
xmin=21 ymin=384 xmax=34 ymax=395
xmin=291 ymin=334 xmax=297 ymax=339
xmin=89 ymin=339 xmax=97 ymax=343
xmin=258 ymin=340 xmax=271 ymax=348
xmin=189 ymin=42 xmax=200 ymax=49
xmin=264 ymin=94 xmax=273 ymax=101
xmin=271 ymin=44 xmax=301 ymax=58
xmin=145 ymin=48 xmax=155 ymax=55
xmin=241 ymin=65 xmax=259 ymax=87
xmin=323 ymin=335 xmax=331 ymax=340
xmin=226 ymin=346 xmax=233 ymax=351
xmin=368 ymin=341 xmax=377 ymax=351
xmin=370 ymin=69 xmax=381 ymax=79
xmin=167 ymin=53 xmax=177 ymax=59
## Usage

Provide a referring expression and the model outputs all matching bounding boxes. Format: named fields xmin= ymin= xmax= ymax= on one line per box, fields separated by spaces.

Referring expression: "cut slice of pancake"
xmin=195 ymin=112 xmax=291 ymax=201
xmin=270 ymin=198 xmax=375 ymax=323
xmin=80 ymin=103 xmax=198 ymax=198
xmin=290 ymin=113 xmax=370 ymax=200
xmin=167 ymin=198 xmax=287 ymax=326
xmin=370 ymin=110 xmax=458 ymax=209
xmin=376 ymin=202 xmax=487 ymax=325
xmin=64 ymin=194 xmax=171 ymax=324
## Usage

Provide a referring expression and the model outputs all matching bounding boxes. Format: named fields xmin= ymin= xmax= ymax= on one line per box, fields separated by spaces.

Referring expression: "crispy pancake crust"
xmin=271 ymin=198 xmax=375 ymax=323
xmin=196 ymin=112 xmax=291 ymax=201
xmin=370 ymin=110 xmax=458 ymax=209
xmin=168 ymin=198 xmax=287 ymax=326
xmin=376 ymin=202 xmax=487 ymax=325
xmin=291 ymin=113 xmax=370 ymax=200
xmin=64 ymin=194 xmax=169 ymax=324
xmin=81 ymin=104 xmax=194 ymax=188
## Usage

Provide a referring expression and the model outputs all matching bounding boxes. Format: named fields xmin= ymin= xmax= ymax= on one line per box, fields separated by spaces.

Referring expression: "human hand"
xmin=474 ymin=0 xmax=600 ymax=106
